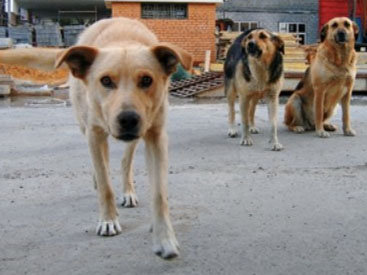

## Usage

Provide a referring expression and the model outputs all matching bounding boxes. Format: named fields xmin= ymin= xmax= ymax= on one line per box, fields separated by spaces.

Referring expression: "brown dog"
xmin=225 ymin=29 xmax=285 ymax=151
xmin=0 ymin=17 xmax=192 ymax=259
xmin=284 ymin=17 xmax=358 ymax=138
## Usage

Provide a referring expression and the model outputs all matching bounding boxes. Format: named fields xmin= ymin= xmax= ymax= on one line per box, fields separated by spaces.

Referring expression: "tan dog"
xmin=284 ymin=17 xmax=358 ymax=138
xmin=225 ymin=29 xmax=285 ymax=151
xmin=0 ymin=17 xmax=192 ymax=259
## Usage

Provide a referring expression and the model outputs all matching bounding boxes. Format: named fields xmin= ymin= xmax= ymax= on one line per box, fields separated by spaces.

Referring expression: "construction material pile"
xmin=8 ymin=25 xmax=33 ymax=45
xmin=63 ymin=25 xmax=85 ymax=47
xmin=0 ymin=63 xmax=68 ymax=85
xmin=35 ymin=23 xmax=63 ymax=47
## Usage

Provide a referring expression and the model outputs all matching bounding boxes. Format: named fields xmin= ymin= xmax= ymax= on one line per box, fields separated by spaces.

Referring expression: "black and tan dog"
xmin=284 ymin=17 xmax=358 ymax=138
xmin=225 ymin=29 xmax=285 ymax=151
xmin=0 ymin=18 xmax=192 ymax=259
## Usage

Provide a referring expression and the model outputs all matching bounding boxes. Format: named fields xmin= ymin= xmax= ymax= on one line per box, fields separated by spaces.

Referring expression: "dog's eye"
xmin=344 ymin=21 xmax=350 ymax=28
xmin=139 ymin=75 xmax=153 ymax=89
xmin=100 ymin=76 xmax=115 ymax=89
xmin=259 ymin=32 xmax=267 ymax=39
xmin=248 ymin=34 xmax=253 ymax=40
xmin=332 ymin=22 xmax=338 ymax=29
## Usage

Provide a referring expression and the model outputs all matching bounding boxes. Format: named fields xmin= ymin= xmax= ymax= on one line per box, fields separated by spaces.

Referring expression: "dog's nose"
xmin=117 ymin=111 xmax=140 ymax=132
xmin=337 ymin=31 xmax=347 ymax=42
xmin=248 ymin=41 xmax=256 ymax=50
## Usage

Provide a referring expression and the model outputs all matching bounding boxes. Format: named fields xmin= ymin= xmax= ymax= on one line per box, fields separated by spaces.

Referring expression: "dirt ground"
xmin=0 ymin=101 xmax=367 ymax=275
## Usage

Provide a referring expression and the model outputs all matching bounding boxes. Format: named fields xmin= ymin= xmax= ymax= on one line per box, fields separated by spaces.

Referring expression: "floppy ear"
xmin=353 ymin=22 xmax=359 ymax=41
xmin=55 ymin=46 xmax=98 ymax=79
xmin=151 ymin=43 xmax=193 ymax=75
xmin=271 ymin=35 xmax=285 ymax=54
xmin=320 ymin=24 xmax=329 ymax=42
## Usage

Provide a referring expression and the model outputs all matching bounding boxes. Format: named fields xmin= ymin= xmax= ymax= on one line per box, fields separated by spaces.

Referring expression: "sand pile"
xmin=0 ymin=64 xmax=68 ymax=85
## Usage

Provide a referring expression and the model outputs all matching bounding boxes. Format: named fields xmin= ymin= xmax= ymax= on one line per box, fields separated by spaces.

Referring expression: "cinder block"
xmin=0 ymin=85 xmax=11 ymax=96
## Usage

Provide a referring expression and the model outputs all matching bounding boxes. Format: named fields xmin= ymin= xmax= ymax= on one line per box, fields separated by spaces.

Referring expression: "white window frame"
xmin=231 ymin=21 xmax=259 ymax=32
xmin=279 ymin=22 xmax=307 ymax=44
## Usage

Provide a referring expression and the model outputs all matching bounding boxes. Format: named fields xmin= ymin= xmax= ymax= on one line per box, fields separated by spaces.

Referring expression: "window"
xmin=141 ymin=3 xmax=187 ymax=19
xmin=231 ymin=21 xmax=258 ymax=32
xmin=279 ymin=22 xmax=306 ymax=44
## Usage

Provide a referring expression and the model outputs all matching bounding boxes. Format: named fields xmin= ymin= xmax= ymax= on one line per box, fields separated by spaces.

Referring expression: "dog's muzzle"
xmin=116 ymin=111 xmax=140 ymax=141
xmin=247 ymin=41 xmax=262 ymax=57
xmin=335 ymin=30 xmax=348 ymax=44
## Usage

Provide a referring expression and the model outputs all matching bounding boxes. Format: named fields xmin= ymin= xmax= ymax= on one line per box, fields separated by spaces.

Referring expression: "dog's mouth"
xmin=247 ymin=42 xmax=262 ymax=57
xmin=334 ymin=32 xmax=348 ymax=44
xmin=116 ymin=133 xmax=140 ymax=142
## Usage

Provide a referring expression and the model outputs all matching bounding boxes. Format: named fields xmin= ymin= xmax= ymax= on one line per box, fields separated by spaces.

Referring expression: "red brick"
xmin=111 ymin=2 xmax=217 ymax=63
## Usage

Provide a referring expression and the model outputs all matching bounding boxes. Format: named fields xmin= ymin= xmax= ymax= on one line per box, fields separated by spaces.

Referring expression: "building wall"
xmin=319 ymin=0 xmax=361 ymax=27
xmin=112 ymin=2 xmax=217 ymax=63
xmin=217 ymin=0 xmax=318 ymax=12
xmin=217 ymin=0 xmax=319 ymax=44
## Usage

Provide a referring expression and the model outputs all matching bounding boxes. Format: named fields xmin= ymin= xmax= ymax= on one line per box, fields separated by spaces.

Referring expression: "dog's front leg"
xmin=88 ymin=127 xmax=121 ymax=236
xmin=121 ymin=141 xmax=139 ymax=207
xmin=266 ymin=92 xmax=283 ymax=151
xmin=313 ymin=86 xmax=330 ymax=138
xmin=227 ymin=84 xmax=238 ymax=137
xmin=239 ymin=94 xmax=253 ymax=146
xmin=144 ymin=128 xmax=179 ymax=259
xmin=341 ymin=80 xmax=356 ymax=136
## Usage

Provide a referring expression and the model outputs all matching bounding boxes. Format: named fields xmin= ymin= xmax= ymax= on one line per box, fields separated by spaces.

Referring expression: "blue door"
xmin=355 ymin=17 xmax=363 ymax=43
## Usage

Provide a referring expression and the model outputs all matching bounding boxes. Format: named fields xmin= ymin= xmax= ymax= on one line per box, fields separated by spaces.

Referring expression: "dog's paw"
xmin=271 ymin=142 xmax=283 ymax=151
xmin=344 ymin=128 xmax=356 ymax=136
xmin=316 ymin=130 xmax=330 ymax=138
xmin=96 ymin=219 xmax=122 ymax=236
xmin=153 ymin=236 xmax=180 ymax=260
xmin=240 ymin=136 xmax=253 ymax=146
xmin=249 ymin=126 xmax=259 ymax=134
xmin=324 ymin=123 xmax=337 ymax=132
xmin=293 ymin=126 xmax=305 ymax=133
xmin=121 ymin=192 xmax=138 ymax=208
xmin=227 ymin=128 xmax=238 ymax=138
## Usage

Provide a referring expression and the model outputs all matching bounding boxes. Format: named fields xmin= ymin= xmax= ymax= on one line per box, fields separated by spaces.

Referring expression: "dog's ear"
xmin=353 ymin=21 xmax=359 ymax=41
xmin=320 ymin=24 xmax=329 ymax=42
xmin=272 ymin=34 xmax=285 ymax=55
xmin=151 ymin=43 xmax=193 ymax=75
xmin=55 ymin=46 xmax=98 ymax=79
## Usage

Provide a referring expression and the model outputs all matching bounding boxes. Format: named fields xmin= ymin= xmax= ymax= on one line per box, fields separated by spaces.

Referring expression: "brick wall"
xmin=111 ymin=2 xmax=216 ymax=63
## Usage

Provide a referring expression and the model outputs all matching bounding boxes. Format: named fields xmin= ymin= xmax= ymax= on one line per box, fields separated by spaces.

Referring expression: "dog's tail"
xmin=0 ymin=48 xmax=66 ymax=71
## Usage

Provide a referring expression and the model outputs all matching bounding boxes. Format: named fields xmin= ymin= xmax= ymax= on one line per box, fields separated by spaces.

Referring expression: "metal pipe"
xmin=7 ymin=0 xmax=11 ymax=26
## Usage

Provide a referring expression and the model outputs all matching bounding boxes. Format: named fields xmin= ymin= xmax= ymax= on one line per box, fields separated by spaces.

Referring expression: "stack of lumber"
xmin=279 ymin=33 xmax=308 ymax=72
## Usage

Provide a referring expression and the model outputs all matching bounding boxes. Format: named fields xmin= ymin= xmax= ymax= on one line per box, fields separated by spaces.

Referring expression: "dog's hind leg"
xmin=121 ymin=141 xmax=139 ymax=207
xmin=284 ymin=94 xmax=306 ymax=133
xmin=266 ymin=92 xmax=283 ymax=151
xmin=144 ymin=128 xmax=179 ymax=259
xmin=88 ymin=128 xmax=121 ymax=237
xmin=226 ymin=81 xmax=238 ymax=137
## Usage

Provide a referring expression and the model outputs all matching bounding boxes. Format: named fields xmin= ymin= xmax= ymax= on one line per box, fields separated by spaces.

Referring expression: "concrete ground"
xmin=1 ymin=100 xmax=367 ymax=275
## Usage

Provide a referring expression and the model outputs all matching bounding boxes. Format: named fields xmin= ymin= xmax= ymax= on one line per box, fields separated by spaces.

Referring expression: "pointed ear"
xmin=353 ymin=22 xmax=359 ymax=41
xmin=55 ymin=46 xmax=98 ymax=79
xmin=320 ymin=24 xmax=329 ymax=42
xmin=151 ymin=43 xmax=193 ymax=75
xmin=272 ymin=34 xmax=285 ymax=54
